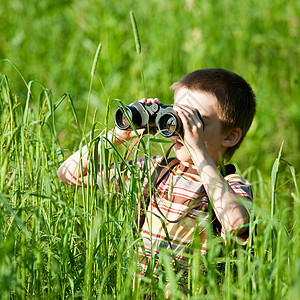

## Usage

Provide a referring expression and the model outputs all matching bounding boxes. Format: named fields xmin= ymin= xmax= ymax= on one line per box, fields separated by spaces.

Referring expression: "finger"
xmin=136 ymin=128 xmax=146 ymax=135
xmin=173 ymin=104 xmax=193 ymax=115
xmin=177 ymin=109 xmax=190 ymax=127
xmin=138 ymin=98 xmax=161 ymax=105
xmin=147 ymin=98 xmax=161 ymax=105
xmin=176 ymin=108 xmax=205 ymax=134
xmin=175 ymin=104 xmax=204 ymax=127
xmin=174 ymin=104 xmax=195 ymax=114
xmin=175 ymin=105 xmax=198 ymax=122
xmin=147 ymin=98 xmax=155 ymax=104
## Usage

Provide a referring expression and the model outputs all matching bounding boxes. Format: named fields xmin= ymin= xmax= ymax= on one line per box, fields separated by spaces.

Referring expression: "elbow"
xmin=229 ymin=214 xmax=250 ymax=237
xmin=57 ymin=164 xmax=73 ymax=185
xmin=57 ymin=164 xmax=83 ymax=186
xmin=57 ymin=164 xmax=67 ymax=183
xmin=229 ymin=203 xmax=250 ymax=234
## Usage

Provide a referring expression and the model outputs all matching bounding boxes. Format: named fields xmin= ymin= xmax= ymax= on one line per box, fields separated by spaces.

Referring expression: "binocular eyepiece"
xmin=114 ymin=102 xmax=181 ymax=137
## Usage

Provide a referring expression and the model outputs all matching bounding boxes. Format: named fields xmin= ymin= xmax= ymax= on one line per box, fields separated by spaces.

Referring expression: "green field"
xmin=1 ymin=0 xmax=300 ymax=298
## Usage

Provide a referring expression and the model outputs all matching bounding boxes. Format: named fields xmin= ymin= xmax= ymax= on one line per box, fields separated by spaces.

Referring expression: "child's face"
xmin=172 ymin=87 xmax=227 ymax=165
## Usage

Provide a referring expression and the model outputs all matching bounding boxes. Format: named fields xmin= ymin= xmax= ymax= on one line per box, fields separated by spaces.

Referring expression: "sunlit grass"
xmin=1 ymin=0 xmax=299 ymax=173
xmin=1 ymin=0 xmax=300 ymax=298
xmin=0 ymin=71 xmax=299 ymax=299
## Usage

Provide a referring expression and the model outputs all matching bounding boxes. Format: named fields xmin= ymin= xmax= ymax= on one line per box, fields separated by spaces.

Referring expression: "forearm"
xmin=172 ymin=102 xmax=250 ymax=235
xmin=57 ymin=145 xmax=89 ymax=186
xmin=57 ymin=129 xmax=134 ymax=186
xmin=192 ymin=149 xmax=250 ymax=234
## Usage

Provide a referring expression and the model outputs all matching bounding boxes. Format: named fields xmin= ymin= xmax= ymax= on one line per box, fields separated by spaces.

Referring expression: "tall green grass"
xmin=0 ymin=69 xmax=299 ymax=298
xmin=1 ymin=0 xmax=300 ymax=298
xmin=1 ymin=0 xmax=300 ymax=173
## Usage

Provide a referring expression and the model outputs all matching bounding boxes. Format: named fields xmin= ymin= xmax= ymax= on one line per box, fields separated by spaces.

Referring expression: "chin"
xmin=174 ymin=148 xmax=193 ymax=164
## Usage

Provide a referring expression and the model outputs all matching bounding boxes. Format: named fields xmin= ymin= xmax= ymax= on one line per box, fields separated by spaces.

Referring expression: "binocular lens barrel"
xmin=115 ymin=102 xmax=190 ymax=137
xmin=115 ymin=105 xmax=144 ymax=130
xmin=157 ymin=113 xmax=179 ymax=137
xmin=121 ymin=114 xmax=130 ymax=128
xmin=114 ymin=107 xmax=132 ymax=130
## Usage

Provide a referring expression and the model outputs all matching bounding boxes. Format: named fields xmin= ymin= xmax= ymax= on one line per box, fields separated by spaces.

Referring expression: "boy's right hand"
xmin=138 ymin=97 xmax=161 ymax=106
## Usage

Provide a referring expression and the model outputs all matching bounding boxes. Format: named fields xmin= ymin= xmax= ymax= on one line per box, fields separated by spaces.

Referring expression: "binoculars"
xmin=114 ymin=102 xmax=180 ymax=137
xmin=115 ymin=101 xmax=204 ymax=137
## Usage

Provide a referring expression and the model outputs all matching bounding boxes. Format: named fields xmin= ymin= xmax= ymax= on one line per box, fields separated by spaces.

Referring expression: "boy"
xmin=57 ymin=68 xmax=256 ymax=278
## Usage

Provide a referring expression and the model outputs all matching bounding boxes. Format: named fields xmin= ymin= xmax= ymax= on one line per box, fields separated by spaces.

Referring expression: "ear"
xmin=222 ymin=128 xmax=242 ymax=148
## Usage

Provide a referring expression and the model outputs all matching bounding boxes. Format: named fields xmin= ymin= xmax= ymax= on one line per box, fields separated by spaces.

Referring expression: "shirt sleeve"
xmin=223 ymin=173 xmax=253 ymax=245
xmin=225 ymin=173 xmax=253 ymax=200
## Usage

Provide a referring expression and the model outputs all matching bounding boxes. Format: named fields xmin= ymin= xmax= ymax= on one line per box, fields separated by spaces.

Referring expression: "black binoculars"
xmin=114 ymin=102 xmax=182 ymax=137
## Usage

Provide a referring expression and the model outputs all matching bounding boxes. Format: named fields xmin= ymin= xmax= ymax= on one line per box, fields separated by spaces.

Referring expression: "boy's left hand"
xmin=174 ymin=104 xmax=206 ymax=152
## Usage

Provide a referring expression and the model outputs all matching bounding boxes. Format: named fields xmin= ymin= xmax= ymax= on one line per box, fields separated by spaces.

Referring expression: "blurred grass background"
xmin=1 ymin=0 xmax=300 ymax=173
xmin=1 ymin=0 xmax=299 ymax=174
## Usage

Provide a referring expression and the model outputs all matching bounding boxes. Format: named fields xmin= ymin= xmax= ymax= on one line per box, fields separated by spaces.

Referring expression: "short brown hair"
xmin=170 ymin=68 xmax=256 ymax=160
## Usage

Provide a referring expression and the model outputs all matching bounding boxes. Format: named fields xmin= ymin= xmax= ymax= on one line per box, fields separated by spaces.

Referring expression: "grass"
xmin=1 ymin=0 xmax=299 ymax=171
xmin=1 ymin=0 xmax=300 ymax=298
xmin=0 ymin=69 xmax=299 ymax=299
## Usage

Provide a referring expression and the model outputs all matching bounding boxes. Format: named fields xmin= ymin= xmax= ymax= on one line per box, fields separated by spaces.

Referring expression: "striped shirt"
xmin=130 ymin=156 xmax=253 ymax=274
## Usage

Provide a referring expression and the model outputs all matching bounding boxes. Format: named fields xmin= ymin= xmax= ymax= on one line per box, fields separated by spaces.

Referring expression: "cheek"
xmin=203 ymin=128 xmax=222 ymax=148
